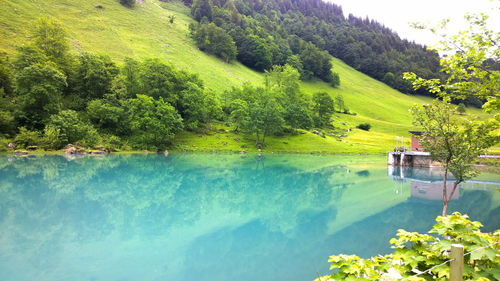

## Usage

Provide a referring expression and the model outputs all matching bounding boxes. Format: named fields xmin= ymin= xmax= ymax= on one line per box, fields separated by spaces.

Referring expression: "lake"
xmin=0 ymin=154 xmax=499 ymax=281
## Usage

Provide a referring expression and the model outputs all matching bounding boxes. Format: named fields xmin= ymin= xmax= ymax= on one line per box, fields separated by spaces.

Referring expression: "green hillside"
xmin=0 ymin=0 xmax=493 ymax=154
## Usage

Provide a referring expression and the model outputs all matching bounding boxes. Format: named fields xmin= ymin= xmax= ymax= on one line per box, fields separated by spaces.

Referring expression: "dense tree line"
xmin=224 ymin=64 xmax=343 ymax=146
xmin=189 ymin=0 xmax=340 ymax=86
xmin=0 ymin=15 xmax=346 ymax=151
xmin=188 ymin=0 xmax=445 ymax=97
xmin=0 ymin=16 xmax=224 ymax=151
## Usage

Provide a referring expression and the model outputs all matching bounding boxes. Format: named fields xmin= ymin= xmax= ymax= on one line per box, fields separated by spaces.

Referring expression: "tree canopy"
xmin=189 ymin=0 xmax=443 ymax=95
xmin=411 ymin=101 xmax=498 ymax=216
xmin=404 ymin=12 xmax=500 ymax=111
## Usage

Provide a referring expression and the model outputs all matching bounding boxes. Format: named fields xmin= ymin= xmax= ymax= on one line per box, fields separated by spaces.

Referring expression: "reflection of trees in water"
xmin=329 ymin=188 xmax=498 ymax=259
xmin=0 ymin=155 xmax=354 ymax=245
xmin=184 ymin=207 xmax=338 ymax=281
xmin=484 ymin=206 xmax=500 ymax=233
xmin=1 ymin=155 xmax=496 ymax=281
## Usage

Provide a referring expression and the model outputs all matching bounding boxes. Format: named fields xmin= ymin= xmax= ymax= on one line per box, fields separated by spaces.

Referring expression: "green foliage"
xmin=411 ymin=100 xmax=499 ymax=215
xmin=14 ymin=127 xmax=41 ymax=148
xmin=31 ymin=16 xmax=72 ymax=72
xmin=190 ymin=0 xmax=442 ymax=92
xmin=322 ymin=213 xmax=500 ymax=281
xmin=229 ymin=98 xmax=247 ymax=131
xmin=382 ymin=72 xmax=396 ymax=88
xmin=286 ymin=54 xmax=304 ymax=78
xmin=1 ymin=2 xmax=485 ymax=154
xmin=13 ymin=45 xmax=49 ymax=72
xmin=100 ymin=134 xmax=122 ymax=151
xmin=405 ymin=12 xmax=499 ymax=112
xmin=227 ymin=84 xmax=283 ymax=145
xmin=457 ymin=103 xmax=466 ymax=115
xmin=201 ymin=91 xmax=223 ymax=130
xmin=75 ymin=52 xmax=119 ymax=101
xmin=356 ymin=123 xmax=371 ymax=131
xmin=42 ymin=125 xmax=64 ymax=150
xmin=234 ymin=32 xmax=273 ymax=71
xmin=176 ymin=82 xmax=222 ymax=131
xmin=48 ymin=110 xmax=97 ymax=145
xmin=0 ymin=137 xmax=9 ymax=152
xmin=121 ymin=57 xmax=141 ymax=98
xmin=139 ymin=58 xmax=202 ymax=105
xmin=127 ymin=94 xmax=183 ymax=150
xmin=335 ymin=94 xmax=345 ymax=113
xmin=300 ymin=42 xmax=333 ymax=82
xmin=178 ymin=82 xmax=206 ymax=130
xmin=330 ymin=72 xmax=340 ymax=88
xmin=86 ymin=96 xmax=126 ymax=134
xmin=0 ymin=108 xmax=16 ymax=138
xmin=411 ymin=101 xmax=498 ymax=183
xmin=0 ymin=52 xmax=14 ymax=95
xmin=190 ymin=22 xmax=237 ymax=62
xmin=15 ymin=64 xmax=67 ymax=130
xmin=265 ymin=65 xmax=311 ymax=131
xmin=192 ymin=0 xmax=212 ymax=22
xmin=312 ymin=92 xmax=334 ymax=127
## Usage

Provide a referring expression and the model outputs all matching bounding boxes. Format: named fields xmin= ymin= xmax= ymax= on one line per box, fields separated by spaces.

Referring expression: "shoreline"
xmin=0 ymin=149 xmax=387 ymax=156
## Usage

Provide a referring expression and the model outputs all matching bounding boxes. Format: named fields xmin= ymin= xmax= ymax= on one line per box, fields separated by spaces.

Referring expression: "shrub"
xmin=356 ymin=123 xmax=371 ymax=131
xmin=99 ymin=134 xmax=122 ymax=151
xmin=48 ymin=110 xmax=97 ymax=145
xmin=14 ymin=127 xmax=41 ymax=148
xmin=0 ymin=137 xmax=9 ymax=152
xmin=0 ymin=109 xmax=16 ymax=137
xmin=81 ymin=127 xmax=100 ymax=148
xmin=457 ymin=103 xmax=466 ymax=115
xmin=42 ymin=125 xmax=64 ymax=150
xmin=330 ymin=72 xmax=340 ymax=87
xmin=119 ymin=0 xmax=134 ymax=8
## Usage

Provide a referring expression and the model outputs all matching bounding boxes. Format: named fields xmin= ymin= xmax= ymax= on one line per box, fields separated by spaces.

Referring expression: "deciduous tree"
xmin=75 ymin=52 xmax=119 ymax=101
xmin=405 ymin=12 xmax=500 ymax=112
xmin=405 ymin=11 xmax=500 ymax=216
xmin=411 ymin=100 xmax=498 ymax=216
xmin=15 ymin=64 xmax=67 ymax=130
xmin=312 ymin=92 xmax=334 ymax=127
xmin=126 ymin=95 xmax=183 ymax=150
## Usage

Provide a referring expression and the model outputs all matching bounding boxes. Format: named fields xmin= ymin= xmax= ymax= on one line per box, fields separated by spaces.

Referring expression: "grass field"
xmin=1 ymin=0 xmax=497 ymax=154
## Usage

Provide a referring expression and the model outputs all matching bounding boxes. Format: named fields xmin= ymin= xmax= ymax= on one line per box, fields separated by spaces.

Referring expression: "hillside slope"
xmin=0 ymin=0 xmax=489 ymax=153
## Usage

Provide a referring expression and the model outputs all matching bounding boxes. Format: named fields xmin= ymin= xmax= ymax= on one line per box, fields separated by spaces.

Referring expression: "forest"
xmin=186 ymin=0 xmax=460 ymax=100
xmin=0 ymin=15 xmax=351 ymax=152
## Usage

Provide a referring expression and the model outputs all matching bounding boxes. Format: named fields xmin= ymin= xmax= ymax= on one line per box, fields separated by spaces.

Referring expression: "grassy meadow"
xmin=1 ymin=0 xmax=497 ymax=154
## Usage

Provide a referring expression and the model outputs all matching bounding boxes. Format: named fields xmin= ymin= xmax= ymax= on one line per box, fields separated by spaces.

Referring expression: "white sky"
xmin=326 ymin=0 xmax=500 ymax=47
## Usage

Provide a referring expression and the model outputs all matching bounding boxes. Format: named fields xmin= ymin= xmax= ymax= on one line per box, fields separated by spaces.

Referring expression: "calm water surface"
xmin=0 ymin=154 xmax=499 ymax=281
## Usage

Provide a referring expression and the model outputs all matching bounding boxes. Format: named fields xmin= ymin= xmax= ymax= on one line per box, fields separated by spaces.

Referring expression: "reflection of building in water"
xmin=388 ymin=166 xmax=500 ymax=200
xmin=411 ymin=180 xmax=458 ymax=201
xmin=388 ymin=165 xmax=459 ymax=200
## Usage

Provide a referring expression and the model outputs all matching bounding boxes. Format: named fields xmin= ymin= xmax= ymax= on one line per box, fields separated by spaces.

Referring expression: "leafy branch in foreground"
xmin=404 ymin=11 xmax=500 ymax=112
xmin=317 ymin=213 xmax=500 ymax=281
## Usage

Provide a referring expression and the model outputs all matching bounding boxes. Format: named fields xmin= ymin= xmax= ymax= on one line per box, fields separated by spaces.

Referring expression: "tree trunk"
xmin=442 ymin=169 xmax=449 ymax=217
xmin=447 ymin=180 xmax=461 ymax=203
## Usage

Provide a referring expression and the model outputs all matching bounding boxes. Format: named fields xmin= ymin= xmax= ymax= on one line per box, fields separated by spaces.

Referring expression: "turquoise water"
xmin=0 ymin=154 xmax=499 ymax=281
